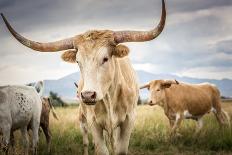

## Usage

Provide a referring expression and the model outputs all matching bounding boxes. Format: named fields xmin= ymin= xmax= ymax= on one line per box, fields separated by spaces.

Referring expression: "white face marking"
xmin=77 ymin=47 xmax=113 ymax=101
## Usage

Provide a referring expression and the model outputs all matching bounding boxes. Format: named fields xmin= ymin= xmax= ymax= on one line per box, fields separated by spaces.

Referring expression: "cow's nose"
xmin=81 ymin=91 xmax=97 ymax=100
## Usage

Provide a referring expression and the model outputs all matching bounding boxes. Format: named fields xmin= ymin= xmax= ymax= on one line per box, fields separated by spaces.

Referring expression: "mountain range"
xmin=43 ymin=71 xmax=232 ymax=100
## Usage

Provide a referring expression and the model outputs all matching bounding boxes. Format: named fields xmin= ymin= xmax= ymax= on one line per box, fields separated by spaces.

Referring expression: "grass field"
xmin=2 ymin=101 xmax=232 ymax=155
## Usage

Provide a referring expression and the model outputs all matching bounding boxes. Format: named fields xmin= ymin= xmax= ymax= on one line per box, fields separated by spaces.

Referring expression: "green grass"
xmin=130 ymin=106 xmax=232 ymax=155
xmin=2 ymin=102 xmax=232 ymax=155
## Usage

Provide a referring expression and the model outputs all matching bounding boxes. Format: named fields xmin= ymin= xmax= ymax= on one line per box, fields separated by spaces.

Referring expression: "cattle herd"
xmin=0 ymin=0 xmax=231 ymax=155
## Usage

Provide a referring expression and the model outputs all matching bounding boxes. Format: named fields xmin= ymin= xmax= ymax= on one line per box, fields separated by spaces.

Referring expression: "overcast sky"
xmin=0 ymin=0 xmax=232 ymax=85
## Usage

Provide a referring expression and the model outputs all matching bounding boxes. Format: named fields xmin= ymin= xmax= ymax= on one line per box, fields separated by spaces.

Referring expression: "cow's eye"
xmin=102 ymin=57 xmax=109 ymax=64
xmin=157 ymin=89 xmax=160 ymax=91
xmin=76 ymin=60 xmax=79 ymax=64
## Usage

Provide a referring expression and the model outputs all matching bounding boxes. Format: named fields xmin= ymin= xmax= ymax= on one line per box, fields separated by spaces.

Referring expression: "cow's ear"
xmin=61 ymin=49 xmax=77 ymax=63
xmin=113 ymin=44 xmax=129 ymax=58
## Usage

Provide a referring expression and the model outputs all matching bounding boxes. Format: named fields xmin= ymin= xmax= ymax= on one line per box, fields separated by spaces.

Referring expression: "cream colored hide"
xmin=66 ymin=31 xmax=139 ymax=155
xmin=0 ymin=85 xmax=42 ymax=155
xmin=141 ymin=80 xmax=230 ymax=135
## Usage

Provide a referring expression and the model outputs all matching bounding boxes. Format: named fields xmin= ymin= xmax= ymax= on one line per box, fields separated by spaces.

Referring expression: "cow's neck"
xmin=99 ymin=58 xmax=128 ymax=130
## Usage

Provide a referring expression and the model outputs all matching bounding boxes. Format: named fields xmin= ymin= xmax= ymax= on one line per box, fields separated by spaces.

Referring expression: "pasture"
xmin=3 ymin=101 xmax=232 ymax=155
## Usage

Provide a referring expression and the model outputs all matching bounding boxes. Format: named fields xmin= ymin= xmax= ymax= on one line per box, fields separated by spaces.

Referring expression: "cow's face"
xmin=62 ymin=31 xmax=129 ymax=105
xmin=149 ymin=80 xmax=167 ymax=106
xmin=140 ymin=80 xmax=179 ymax=106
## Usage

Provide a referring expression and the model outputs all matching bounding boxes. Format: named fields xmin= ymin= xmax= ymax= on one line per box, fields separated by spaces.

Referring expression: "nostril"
xmin=81 ymin=92 xmax=84 ymax=99
xmin=91 ymin=92 xmax=96 ymax=99
xmin=81 ymin=91 xmax=96 ymax=100
xmin=149 ymin=100 xmax=152 ymax=104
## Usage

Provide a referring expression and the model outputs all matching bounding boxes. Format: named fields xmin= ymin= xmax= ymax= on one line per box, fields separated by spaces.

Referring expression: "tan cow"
xmin=1 ymin=0 xmax=166 ymax=154
xmin=140 ymin=80 xmax=230 ymax=135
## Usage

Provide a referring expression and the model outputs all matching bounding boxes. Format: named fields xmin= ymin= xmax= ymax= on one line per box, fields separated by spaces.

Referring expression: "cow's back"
xmin=166 ymin=83 xmax=219 ymax=116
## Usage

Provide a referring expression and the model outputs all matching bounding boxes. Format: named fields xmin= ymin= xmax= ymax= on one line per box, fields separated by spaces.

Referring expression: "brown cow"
xmin=1 ymin=0 xmax=166 ymax=154
xmin=140 ymin=80 xmax=230 ymax=135
xmin=39 ymin=97 xmax=58 ymax=153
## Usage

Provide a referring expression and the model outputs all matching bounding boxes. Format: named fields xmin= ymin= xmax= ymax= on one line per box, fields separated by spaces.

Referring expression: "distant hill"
xmin=43 ymin=71 xmax=232 ymax=99
xmin=44 ymin=72 xmax=80 ymax=99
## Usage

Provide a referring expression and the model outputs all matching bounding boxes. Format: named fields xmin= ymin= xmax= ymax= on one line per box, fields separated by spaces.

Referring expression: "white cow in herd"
xmin=0 ymin=81 xmax=43 ymax=155
xmin=140 ymin=80 xmax=230 ymax=135
xmin=1 ymin=0 xmax=166 ymax=154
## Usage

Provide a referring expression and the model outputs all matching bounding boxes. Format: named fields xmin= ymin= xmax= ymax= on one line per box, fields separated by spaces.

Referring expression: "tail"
xmin=48 ymin=98 xmax=59 ymax=120
xmin=222 ymin=109 xmax=231 ymax=127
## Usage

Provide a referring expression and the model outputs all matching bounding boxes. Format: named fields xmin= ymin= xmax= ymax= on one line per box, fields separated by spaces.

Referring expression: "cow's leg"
xmin=213 ymin=99 xmax=230 ymax=127
xmin=91 ymin=122 xmax=108 ymax=155
xmin=214 ymin=109 xmax=229 ymax=127
xmin=80 ymin=120 xmax=89 ymax=155
xmin=10 ymin=131 xmax=16 ymax=154
xmin=41 ymin=124 xmax=52 ymax=153
xmin=21 ymin=127 xmax=29 ymax=155
xmin=222 ymin=110 xmax=231 ymax=127
xmin=1 ymin=124 xmax=11 ymax=155
xmin=115 ymin=115 xmax=134 ymax=155
xmin=171 ymin=113 xmax=183 ymax=136
xmin=31 ymin=121 xmax=40 ymax=155
xmin=169 ymin=119 xmax=175 ymax=128
xmin=195 ymin=117 xmax=203 ymax=134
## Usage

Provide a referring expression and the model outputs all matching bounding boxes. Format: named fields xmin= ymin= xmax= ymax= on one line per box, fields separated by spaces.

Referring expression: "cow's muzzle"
xmin=81 ymin=91 xmax=97 ymax=105
xmin=148 ymin=100 xmax=156 ymax=106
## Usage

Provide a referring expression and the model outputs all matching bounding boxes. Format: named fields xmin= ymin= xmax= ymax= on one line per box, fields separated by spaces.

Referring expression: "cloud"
xmin=0 ymin=0 xmax=232 ymax=84
xmin=0 ymin=61 xmax=78 ymax=85
xmin=176 ymin=67 xmax=232 ymax=80
xmin=213 ymin=39 xmax=232 ymax=55
xmin=133 ymin=63 xmax=161 ymax=74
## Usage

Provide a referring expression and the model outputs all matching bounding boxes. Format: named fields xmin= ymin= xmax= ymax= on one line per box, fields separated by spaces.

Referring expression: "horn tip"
xmin=74 ymin=82 xmax=78 ymax=88
xmin=1 ymin=13 xmax=4 ymax=18
xmin=175 ymin=79 xmax=179 ymax=84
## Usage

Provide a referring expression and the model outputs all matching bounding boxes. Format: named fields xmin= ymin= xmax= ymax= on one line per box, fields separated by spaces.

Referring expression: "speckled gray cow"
xmin=0 ymin=85 xmax=42 ymax=155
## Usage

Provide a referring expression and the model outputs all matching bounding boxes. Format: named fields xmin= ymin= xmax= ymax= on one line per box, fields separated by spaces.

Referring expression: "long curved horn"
xmin=74 ymin=82 xmax=78 ymax=88
xmin=140 ymin=83 xmax=150 ymax=89
xmin=113 ymin=0 xmax=166 ymax=43
xmin=1 ymin=13 xmax=74 ymax=52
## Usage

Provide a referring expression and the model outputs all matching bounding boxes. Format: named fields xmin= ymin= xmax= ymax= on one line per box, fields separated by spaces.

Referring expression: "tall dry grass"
xmin=1 ymin=102 xmax=232 ymax=155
